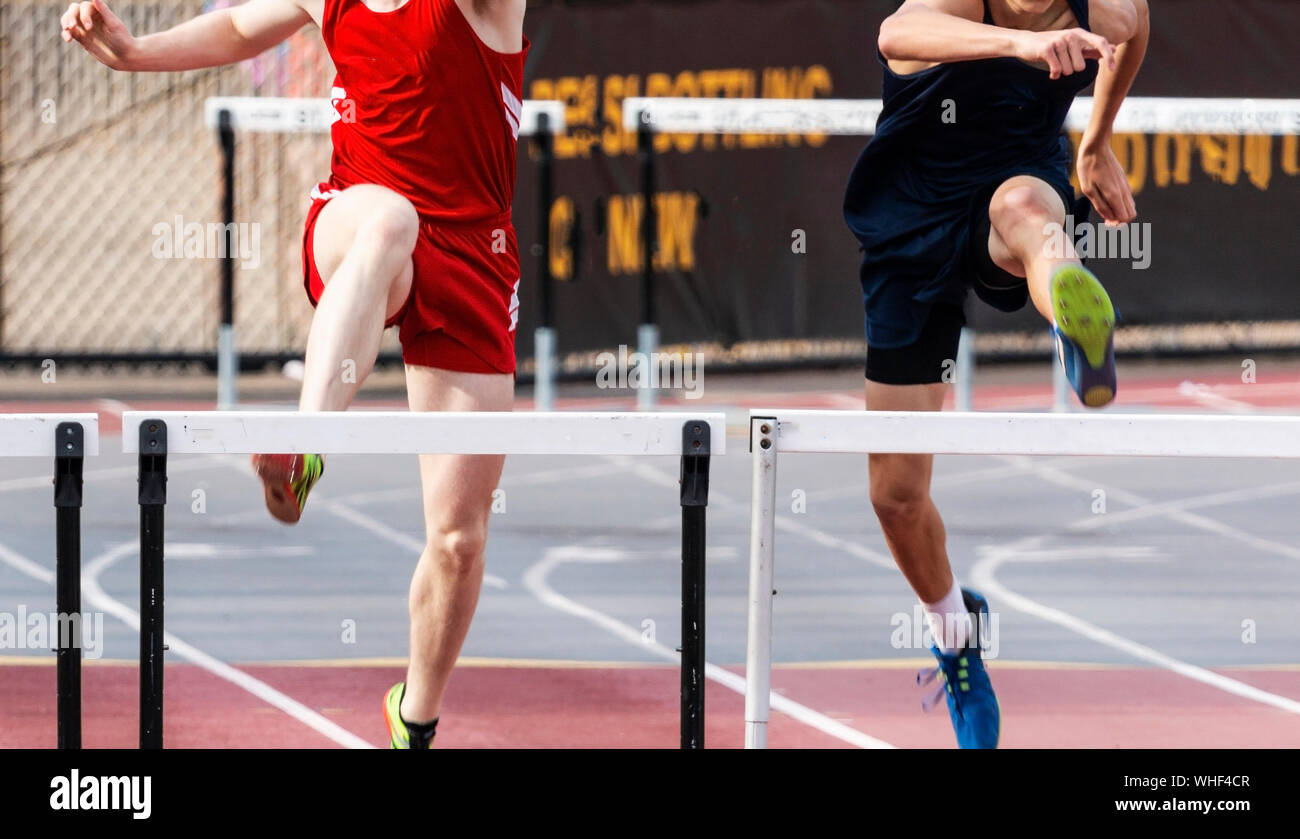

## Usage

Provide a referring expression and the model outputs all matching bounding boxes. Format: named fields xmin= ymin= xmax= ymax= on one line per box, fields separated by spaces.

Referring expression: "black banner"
xmin=513 ymin=0 xmax=1300 ymax=359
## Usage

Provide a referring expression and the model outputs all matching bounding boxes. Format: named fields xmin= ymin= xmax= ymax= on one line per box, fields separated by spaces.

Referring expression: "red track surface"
xmin=5 ymin=661 xmax=1299 ymax=748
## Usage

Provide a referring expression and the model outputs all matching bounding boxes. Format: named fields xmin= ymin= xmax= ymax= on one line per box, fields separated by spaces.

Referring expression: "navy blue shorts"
xmin=865 ymin=177 xmax=1089 ymax=386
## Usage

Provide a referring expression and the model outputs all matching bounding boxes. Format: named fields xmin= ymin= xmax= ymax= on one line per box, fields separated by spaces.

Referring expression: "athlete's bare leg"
xmin=253 ymin=184 xmax=419 ymax=523
xmin=300 ymin=184 xmax=417 ymax=411
xmin=986 ymin=174 xmax=1081 ymax=323
xmin=988 ymin=173 xmax=1117 ymax=407
xmin=398 ymin=365 xmax=513 ymax=724
xmin=865 ymin=379 xmax=951 ymax=603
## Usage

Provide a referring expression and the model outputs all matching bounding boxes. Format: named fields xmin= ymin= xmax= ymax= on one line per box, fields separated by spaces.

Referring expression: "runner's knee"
xmin=869 ymin=458 xmax=932 ymax=531
xmin=425 ymin=525 xmax=488 ymax=576
xmin=355 ymin=200 xmax=419 ymax=259
xmin=989 ymin=184 xmax=1061 ymax=244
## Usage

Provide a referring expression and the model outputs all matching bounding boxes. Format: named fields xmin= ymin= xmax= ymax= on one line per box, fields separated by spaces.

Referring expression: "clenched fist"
xmin=1013 ymin=27 xmax=1116 ymax=80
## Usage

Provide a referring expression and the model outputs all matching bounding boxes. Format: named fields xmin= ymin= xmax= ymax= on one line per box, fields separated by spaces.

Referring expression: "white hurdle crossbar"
xmin=745 ymin=409 xmax=1300 ymax=748
xmin=623 ymin=96 xmax=1300 ymax=136
xmin=121 ymin=411 xmax=722 ymax=455
xmin=0 ymin=413 xmax=98 ymax=750
xmin=205 ymin=96 xmax=567 ymax=136
xmin=0 ymin=413 xmax=99 ymax=457
xmin=120 ymin=410 xmax=723 ymax=749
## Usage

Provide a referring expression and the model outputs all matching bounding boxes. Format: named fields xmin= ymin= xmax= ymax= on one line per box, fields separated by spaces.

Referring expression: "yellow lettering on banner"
xmin=602 ymin=75 xmax=638 ymax=157
xmin=549 ymin=196 xmax=575 ymax=281
xmin=531 ymin=78 xmax=555 ymax=107
xmin=1283 ymin=135 xmax=1300 ymax=176
xmin=532 ymin=76 xmax=598 ymax=159
xmin=1198 ymin=134 xmax=1240 ymax=185
xmin=607 ymin=194 xmax=643 ymax=275
xmin=799 ymin=65 xmax=833 ymax=147
xmin=1243 ymin=135 xmax=1272 ymax=190
xmin=532 ymin=65 xmax=836 ymax=158
xmin=654 ymin=191 xmax=700 ymax=272
xmin=1066 ymin=131 xmax=1295 ymax=194
xmin=1153 ymin=133 xmax=1194 ymax=187
xmin=605 ymin=192 xmax=700 ymax=275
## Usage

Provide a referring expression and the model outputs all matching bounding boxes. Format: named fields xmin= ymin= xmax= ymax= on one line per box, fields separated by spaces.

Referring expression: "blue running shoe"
xmin=1050 ymin=265 xmax=1117 ymax=408
xmin=917 ymin=588 xmax=1000 ymax=749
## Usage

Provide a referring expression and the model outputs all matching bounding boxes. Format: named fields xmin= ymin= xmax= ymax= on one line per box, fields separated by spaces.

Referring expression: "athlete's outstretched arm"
xmin=1077 ymin=0 xmax=1150 ymax=224
xmin=880 ymin=0 xmax=1121 ymax=78
xmin=60 ymin=0 xmax=311 ymax=72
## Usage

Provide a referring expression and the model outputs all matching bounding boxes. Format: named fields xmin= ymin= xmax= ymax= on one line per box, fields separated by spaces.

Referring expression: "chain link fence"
xmin=0 ymin=0 xmax=403 ymax=366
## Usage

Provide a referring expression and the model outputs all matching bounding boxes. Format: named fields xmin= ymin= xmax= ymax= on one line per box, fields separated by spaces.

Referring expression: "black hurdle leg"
xmin=138 ymin=419 xmax=168 ymax=749
xmin=680 ymin=420 xmax=711 ymax=749
xmin=54 ymin=422 xmax=84 ymax=749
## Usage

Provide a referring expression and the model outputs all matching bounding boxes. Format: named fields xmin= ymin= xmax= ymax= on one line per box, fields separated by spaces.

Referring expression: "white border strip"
xmin=624 ymin=97 xmax=883 ymax=134
xmin=204 ymin=97 xmax=566 ymax=135
xmin=1067 ymin=96 xmax=1300 ymax=136
xmin=758 ymin=409 xmax=1300 ymax=458
xmin=0 ymin=413 xmax=100 ymax=458
xmin=624 ymin=97 xmax=1300 ymax=136
xmin=122 ymin=412 xmax=726 ymax=456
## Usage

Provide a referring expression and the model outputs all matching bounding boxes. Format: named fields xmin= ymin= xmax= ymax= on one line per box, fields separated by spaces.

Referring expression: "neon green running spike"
xmin=1049 ymin=265 xmax=1118 ymax=408
xmin=383 ymin=682 xmax=435 ymax=750
xmin=251 ymin=452 xmax=324 ymax=525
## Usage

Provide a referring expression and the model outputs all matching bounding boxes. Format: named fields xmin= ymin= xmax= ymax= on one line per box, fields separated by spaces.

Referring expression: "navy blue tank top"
xmin=844 ymin=0 xmax=1097 ymax=348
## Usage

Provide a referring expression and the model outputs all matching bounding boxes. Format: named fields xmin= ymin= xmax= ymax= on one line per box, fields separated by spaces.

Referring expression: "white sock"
xmin=923 ymin=582 xmax=971 ymax=654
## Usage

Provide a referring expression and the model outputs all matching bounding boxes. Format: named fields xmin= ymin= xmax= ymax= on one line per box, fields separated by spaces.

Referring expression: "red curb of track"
xmin=4 ymin=662 xmax=1298 ymax=748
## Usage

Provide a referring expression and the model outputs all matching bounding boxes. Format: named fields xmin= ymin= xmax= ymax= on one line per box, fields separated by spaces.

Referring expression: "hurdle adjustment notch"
xmin=137 ymin=419 xmax=168 ymax=749
xmin=679 ymin=420 xmax=710 ymax=749
xmin=54 ymin=422 xmax=85 ymax=749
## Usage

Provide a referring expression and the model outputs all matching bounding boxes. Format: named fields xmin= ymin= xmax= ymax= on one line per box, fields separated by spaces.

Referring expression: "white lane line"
xmin=165 ymin=544 xmax=315 ymax=560
xmin=0 ymin=541 xmax=55 ymax=585
xmin=969 ymin=538 xmax=1300 ymax=716
xmin=603 ymin=456 xmax=900 ymax=743
xmin=522 ymin=545 xmax=894 ymax=749
xmin=1 ymin=537 xmax=375 ymax=748
xmin=94 ymin=398 xmax=133 ymax=418
xmin=1067 ymin=479 xmax=1300 ymax=533
xmin=308 ymin=462 xmax=630 ymax=511
xmin=320 ymin=500 xmax=508 ymax=589
xmin=794 ymin=459 xmax=1074 ymax=506
xmin=211 ymin=454 xmax=509 ymax=589
xmin=825 ymin=393 xmax=867 ymax=410
xmin=608 ymin=455 xmax=898 ymax=571
xmin=1011 ymin=456 xmax=1300 ymax=563
xmin=1176 ymin=381 xmax=1259 ymax=414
